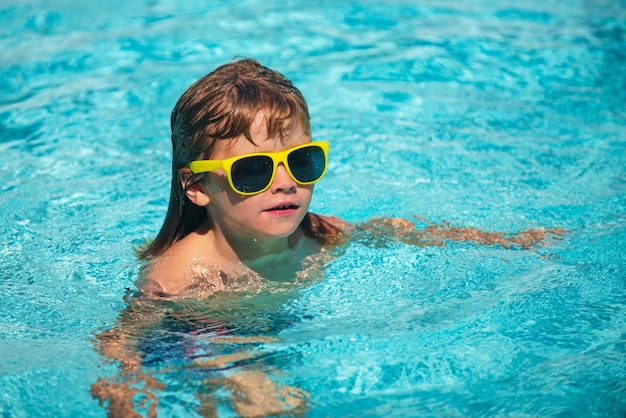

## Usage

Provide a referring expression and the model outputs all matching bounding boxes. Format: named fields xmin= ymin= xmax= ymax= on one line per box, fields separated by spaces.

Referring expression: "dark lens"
xmin=288 ymin=146 xmax=326 ymax=183
xmin=231 ymin=156 xmax=273 ymax=193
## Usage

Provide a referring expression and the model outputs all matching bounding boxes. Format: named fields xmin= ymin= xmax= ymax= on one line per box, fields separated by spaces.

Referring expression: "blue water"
xmin=1 ymin=0 xmax=625 ymax=416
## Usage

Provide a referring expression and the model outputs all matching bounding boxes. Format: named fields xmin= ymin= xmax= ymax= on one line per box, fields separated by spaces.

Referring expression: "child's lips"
xmin=264 ymin=202 xmax=300 ymax=213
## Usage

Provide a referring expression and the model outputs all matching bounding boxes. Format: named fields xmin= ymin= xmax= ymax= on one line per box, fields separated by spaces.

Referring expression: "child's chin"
xmin=260 ymin=222 xmax=301 ymax=238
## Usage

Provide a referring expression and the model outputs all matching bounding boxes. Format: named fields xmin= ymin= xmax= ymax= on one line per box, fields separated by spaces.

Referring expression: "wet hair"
xmin=138 ymin=58 xmax=311 ymax=259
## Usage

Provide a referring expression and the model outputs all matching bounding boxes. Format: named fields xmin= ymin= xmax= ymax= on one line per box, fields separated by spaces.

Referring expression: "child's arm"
xmin=91 ymin=292 xmax=309 ymax=417
xmin=303 ymin=212 xmax=564 ymax=249
xmin=359 ymin=217 xmax=566 ymax=249
xmin=90 ymin=297 xmax=166 ymax=417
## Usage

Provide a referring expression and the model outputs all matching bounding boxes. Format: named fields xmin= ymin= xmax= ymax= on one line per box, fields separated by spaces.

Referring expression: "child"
xmin=136 ymin=57 xmax=560 ymax=298
xmin=92 ymin=58 xmax=563 ymax=417
xmin=136 ymin=58 xmax=348 ymax=297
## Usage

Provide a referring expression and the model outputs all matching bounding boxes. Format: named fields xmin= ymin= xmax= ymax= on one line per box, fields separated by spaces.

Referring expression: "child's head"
xmin=140 ymin=58 xmax=312 ymax=259
xmin=170 ymin=58 xmax=310 ymax=167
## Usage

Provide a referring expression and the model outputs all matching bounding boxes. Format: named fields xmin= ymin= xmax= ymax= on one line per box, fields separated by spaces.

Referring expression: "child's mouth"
xmin=265 ymin=203 xmax=300 ymax=213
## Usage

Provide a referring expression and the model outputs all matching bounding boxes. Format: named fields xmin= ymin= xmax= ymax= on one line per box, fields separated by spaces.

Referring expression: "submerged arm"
xmin=302 ymin=211 xmax=565 ymax=249
xmin=90 ymin=296 xmax=166 ymax=418
xmin=359 ymin=217 xmax=566 ymax=249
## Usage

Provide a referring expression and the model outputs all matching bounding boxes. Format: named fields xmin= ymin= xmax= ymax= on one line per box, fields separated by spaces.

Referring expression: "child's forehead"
xmin=249 ymin=109 xmax=304 ymax=137
xmin=211 ymin=111 xmax=311 ymax=160
xmin=211 ymin=121 xmax=309 ymax=159
xmin=220 ymin=134 xmax=309 ymax=156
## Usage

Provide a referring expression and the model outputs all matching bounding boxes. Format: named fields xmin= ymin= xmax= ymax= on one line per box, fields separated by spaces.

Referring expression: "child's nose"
xmin=270 ymin=163 xmax=297 ymax=194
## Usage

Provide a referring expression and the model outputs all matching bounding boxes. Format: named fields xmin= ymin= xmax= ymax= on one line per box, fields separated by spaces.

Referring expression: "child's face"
xmin=201 ymin=111 xmax=314 ymax=243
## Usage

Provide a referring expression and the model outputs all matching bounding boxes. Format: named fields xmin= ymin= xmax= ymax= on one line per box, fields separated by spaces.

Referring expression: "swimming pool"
xmin=1 ymin=0 xmax=625 ymax=416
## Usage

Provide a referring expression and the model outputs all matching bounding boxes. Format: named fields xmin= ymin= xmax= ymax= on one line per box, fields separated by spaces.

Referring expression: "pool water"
xmin=1 ymin=0 xmax=625 ymax=416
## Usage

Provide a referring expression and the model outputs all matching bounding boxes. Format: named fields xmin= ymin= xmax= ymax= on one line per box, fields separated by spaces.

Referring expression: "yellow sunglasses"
xmin=188 ymin=142 xmax=329 ymax=196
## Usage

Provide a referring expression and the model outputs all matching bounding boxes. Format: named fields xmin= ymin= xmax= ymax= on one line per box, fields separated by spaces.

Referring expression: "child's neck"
xmin=242 ymin=231 xmax=323 ymax=282
xmin=192 ymin=222 xmax=321 ymax=282
xmin=210 ymin=225 xmax=303 ymax=263
xmin=232 ymin=234 xmax=292 ymax=261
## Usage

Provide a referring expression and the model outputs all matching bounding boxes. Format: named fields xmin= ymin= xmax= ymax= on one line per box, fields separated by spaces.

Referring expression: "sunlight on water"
xmin=1 ymin=0 xmax=625 ymax=416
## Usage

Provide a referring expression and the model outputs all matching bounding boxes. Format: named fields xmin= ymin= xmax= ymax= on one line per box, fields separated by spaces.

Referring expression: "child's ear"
xmin=185 ymin=182 xmax=210 ymax=207
xmin=180 ymin=169 xmax=210 ymax=207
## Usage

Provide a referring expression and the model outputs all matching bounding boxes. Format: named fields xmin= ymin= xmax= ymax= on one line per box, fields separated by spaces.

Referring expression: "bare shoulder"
xmin=301 ymin=212 xmax=353 ymax=245
xmin=137 ymin=232 xmax=214 ymax=296
xmin=137 ymin=254 xmax=192 ymax=297
xmin=136 ymin=232 xmax=263 ymax=298
xmin=310 ymin=213 xmax=352 ymax=230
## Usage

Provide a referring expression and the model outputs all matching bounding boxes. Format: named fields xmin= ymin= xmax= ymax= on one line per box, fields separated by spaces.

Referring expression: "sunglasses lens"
xmin=231 ymin=156 xmax=273 ymax=194
xmin=288 ymin=145 xmax=326 ymax=183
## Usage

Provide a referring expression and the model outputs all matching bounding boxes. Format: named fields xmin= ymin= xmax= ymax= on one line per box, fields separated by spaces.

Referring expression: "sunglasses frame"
xmin=188 ymin=141 xmax=329 ymax=196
